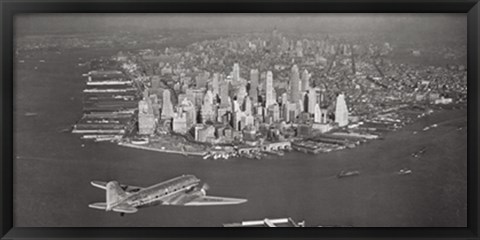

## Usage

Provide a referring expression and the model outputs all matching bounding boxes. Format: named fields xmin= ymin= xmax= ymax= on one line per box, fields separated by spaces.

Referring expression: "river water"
xmin=13 ymin=49 xmax=467 ymax=227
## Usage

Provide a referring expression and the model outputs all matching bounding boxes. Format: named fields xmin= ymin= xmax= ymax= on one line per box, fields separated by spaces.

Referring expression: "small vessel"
xmin=337 ymin=170 xmax=360 ymax=178
xmin=203 ymin=153 xmax=212 ymax=160
xmin=412 ymin=147 xmax=426 ymax=158
xmin=398 ymin=168 xmax=412 ymax=175
xmin=58 ymin=127 xmax=72 ymax=133
xmin=131 ymin=137 xmax=149 ymax=145
xmin=24 ymin=112 xmax=38 ymax=117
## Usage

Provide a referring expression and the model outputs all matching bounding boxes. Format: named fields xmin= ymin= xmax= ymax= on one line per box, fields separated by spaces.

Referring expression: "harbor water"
xmin=13 ymin=49 xmax=467 ymax=227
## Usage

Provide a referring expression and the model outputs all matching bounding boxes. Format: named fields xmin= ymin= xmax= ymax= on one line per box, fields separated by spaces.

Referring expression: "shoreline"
xmin=117 ymin=142 xmax=206 ymax=156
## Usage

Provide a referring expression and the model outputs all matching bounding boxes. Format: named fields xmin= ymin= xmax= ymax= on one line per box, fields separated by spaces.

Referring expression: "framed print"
xmin=1 ymin=0 xmax=479 ymax=239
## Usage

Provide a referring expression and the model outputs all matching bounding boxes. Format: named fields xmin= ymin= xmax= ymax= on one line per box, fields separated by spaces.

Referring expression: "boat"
xmin=131 ymin=137 xmax=149 ymax=145
xmin=24 ymin=112 xmax=38 ymax=117
xmin=411 ymin=147 xmax=426 ymax=158
xmin=337 ymin=170 xmax=360 ymax=178
xmin=224 ymin=217 xmax=305 ymax=227
xmin=398 ymin=168 xmax=412 ymax=175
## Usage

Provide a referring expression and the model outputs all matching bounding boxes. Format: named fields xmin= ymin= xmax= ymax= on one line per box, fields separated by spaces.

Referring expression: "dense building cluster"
xmin=135 ymin=59 xmax=350 ymax=145
xmin=70 ymin=28 xmax=466 ymax=157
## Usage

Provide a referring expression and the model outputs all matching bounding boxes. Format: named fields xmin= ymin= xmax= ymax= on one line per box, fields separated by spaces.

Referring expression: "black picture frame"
xmin=1 ymin=0 xmax=479 ymax=239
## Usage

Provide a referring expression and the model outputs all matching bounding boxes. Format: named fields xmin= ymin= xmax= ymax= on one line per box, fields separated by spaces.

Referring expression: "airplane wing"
xmin=112 ymin=205 xmax=138 ymax=214
xmin=183 ymin=195 xmax=247 ymax=206
xmin=90 ymin=180 xmax=143 ymax=193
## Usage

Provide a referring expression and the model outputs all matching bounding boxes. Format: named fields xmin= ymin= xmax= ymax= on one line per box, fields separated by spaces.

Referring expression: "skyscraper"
xmin=265 ymin=71 xmax=275 ymax=108
xmin=314 ymin=103 xmax=322 ymax=123
xmin=301 ymin=69 xmax=310 ymax=92
xmin=232 ymin=63 xmax=240 ymax=82
xmin=201 ymin=90 xmax=215 ymax=123
xmin=161 ymin=89 xmax=174 ymax=120
xmin=138 ymin=98 xmax=156 ymax=135
xmin=289 ymin=65 xmax=300 ymax=103
xmin=249 ymin=69 xmax=259 ymax=104
xmin=308 ymin=90 xmax=316 ymax=114
xmin=219 ymin=81 xmax=230 ymax=107
xmin=212 ymin=73 xmax=220 ymax=97
xmin=180 ymin=97 xmax=197 ymax=129
xmin=335 ymin=93 xmax=349 ymax=127
xmin=237 ymin=83 xmax=247 ymax=105
xmin=243 ymin=96 xmax=252 ymax=115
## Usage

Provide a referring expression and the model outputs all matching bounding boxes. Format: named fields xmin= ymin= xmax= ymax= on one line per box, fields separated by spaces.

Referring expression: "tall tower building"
xmin=308 ymin=89 xmax=316 ymax=114
xmin=249 ymin=69 xmax=259 ymax=104
xmin=243 ymin=96 xmax=252 ymax=115
xmin=180 ymin=98 xmax=197 ymax=128
xmin=281 ymin=92 xmax=289 ymax=106
xmin=237 ymin=83 xmax=247 ymax=105
xmin=265 ymin=71 xmax=275 ymax=108
xmin=335 ymin=93 xmax=349 ymax=127
xmin=219 ymin=81 xmax=230 ymax=107
xmin=201 ymin=90 xmax=215 ymax=123
xmin=289 ymin=65 xmax=300 ymax=103
xmin=233 ymin=63 xmax=240 ymax=82
xmin=212 ymin=73 xmax=220 ymax=97
xmin=314 ymin=103 xmax=322 ymax=123
xmin=138 ymin=98 xmax=156 ymax=135
xmin=161 ymin=89 xmax=174 ymax=120
xmin=301 ymin=69 xmax=310 ymax=92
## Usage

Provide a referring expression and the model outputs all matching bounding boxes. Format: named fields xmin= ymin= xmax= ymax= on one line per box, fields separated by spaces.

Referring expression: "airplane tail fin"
xmin=106 ymin=181 xmax=128 ymax=211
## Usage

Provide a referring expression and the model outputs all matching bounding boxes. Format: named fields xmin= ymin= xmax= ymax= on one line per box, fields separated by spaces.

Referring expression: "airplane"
xmin=88 ymin=174 xmax=247 ymax=216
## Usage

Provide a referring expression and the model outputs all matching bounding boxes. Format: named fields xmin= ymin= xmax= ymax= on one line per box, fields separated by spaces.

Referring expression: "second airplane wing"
xmin=183 ymin=196 xmax=247 ymax=206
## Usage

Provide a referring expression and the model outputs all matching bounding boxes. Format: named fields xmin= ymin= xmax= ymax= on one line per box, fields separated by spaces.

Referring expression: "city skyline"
xmin=12 ymin=14 xmax=468 ymax=227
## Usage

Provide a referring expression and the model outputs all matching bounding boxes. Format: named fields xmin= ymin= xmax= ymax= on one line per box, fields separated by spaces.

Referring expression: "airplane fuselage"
xmin=89 ymin=174 xmax=247 ymax=214
xmin=116 ymin=175 xmax=201 ymax=209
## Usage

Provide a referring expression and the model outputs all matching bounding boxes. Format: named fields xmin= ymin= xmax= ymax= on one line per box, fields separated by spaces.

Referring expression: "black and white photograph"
xmin=13 ymin=13 xmax=467 ymax=227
